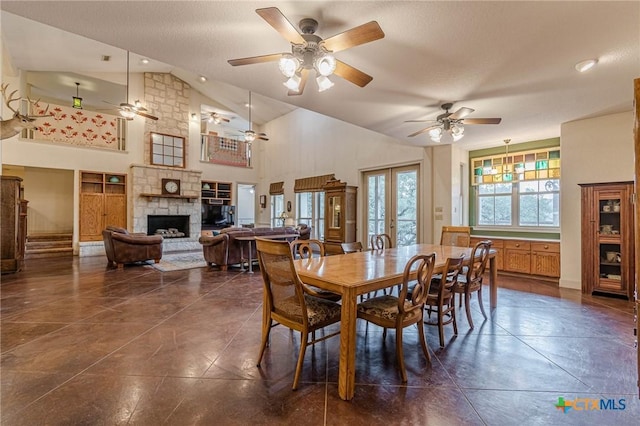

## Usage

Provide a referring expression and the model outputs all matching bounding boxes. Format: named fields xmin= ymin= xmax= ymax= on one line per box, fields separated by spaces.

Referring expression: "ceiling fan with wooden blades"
xmin=406 ymin=103 xmax=501 ymax=142
xmin=228 ymin=7 xmax=385 ymax=95
xmin=201 ymin=112 xmax=230 ymax=124
xmin=117 ymin=51 xmax=158 ymax=121
xmin=242 ymin=91 xmax=269 ymax=142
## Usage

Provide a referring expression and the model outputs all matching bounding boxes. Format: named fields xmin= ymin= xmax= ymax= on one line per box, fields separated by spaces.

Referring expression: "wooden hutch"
xmin=579 ymin=181 xmax=635 ymax=299
xmin=323 ymin=178 xmax=357 ymax=255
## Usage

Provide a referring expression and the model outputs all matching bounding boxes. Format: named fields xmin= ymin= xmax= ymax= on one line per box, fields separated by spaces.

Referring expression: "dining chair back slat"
xmin=440 ymin=226 xmax=471 ymax=247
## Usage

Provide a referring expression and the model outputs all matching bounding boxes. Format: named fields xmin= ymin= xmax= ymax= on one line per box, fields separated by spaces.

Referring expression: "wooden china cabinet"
xmin=323 ymin=178 xmax=357 ymax=255
xmin=579 ymin=181 xmax=634 ymax=299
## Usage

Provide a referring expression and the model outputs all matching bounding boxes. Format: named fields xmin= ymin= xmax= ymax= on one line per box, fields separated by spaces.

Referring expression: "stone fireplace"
xmin=130 ymin=164 xmax=202 ymax=252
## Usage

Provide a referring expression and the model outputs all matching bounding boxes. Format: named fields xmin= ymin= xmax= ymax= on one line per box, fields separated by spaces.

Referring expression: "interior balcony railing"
xmin=22 ymin=100 xmax=127 ymax=151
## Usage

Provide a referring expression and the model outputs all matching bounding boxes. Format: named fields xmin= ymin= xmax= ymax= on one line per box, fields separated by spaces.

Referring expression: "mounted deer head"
xmin=1 ymin=83 xmax=51 ymax=140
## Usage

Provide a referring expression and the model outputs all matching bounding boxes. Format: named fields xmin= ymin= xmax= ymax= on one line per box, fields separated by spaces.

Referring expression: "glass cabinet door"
xmin=329 ymin=196 xmax=341 ymax=229
xmin=598 ymin=195 xmax=622 ymax=284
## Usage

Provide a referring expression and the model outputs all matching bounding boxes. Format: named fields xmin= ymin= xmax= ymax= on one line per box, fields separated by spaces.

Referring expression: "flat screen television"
xmin=202 ymin=204 xmax=233 ymax=227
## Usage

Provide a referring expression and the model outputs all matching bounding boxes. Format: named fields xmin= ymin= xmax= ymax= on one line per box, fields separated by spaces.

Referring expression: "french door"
xmin=364 ymin=164 xmax=419 ymax=247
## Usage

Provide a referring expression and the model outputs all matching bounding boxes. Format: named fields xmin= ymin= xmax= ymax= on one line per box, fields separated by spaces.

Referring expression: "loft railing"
xmin=23 ymin=101 xmax=127 ymax=151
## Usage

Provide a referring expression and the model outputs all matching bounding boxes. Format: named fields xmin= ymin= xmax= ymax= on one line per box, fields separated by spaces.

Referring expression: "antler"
xmin=1 ymin=83 xmax=21 ymax=115
xmin=0 ymin=84 xmax=50 ymax=118
xmin=26 ymin=97 xmax=50 ymax=118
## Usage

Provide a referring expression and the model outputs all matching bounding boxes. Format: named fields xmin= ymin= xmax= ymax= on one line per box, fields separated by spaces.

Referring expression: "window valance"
xmin=269 ymin=181 xmax=284 ymax=195
xmin=293 ymin=174 xmax=335 ymax=192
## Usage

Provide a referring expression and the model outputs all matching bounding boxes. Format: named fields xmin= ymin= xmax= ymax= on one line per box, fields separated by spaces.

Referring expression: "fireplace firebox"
xmin=147 ymin=215 xmax=190 ymax=238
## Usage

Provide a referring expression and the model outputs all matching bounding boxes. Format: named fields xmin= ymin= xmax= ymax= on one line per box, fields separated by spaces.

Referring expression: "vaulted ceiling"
xmin=1 ymin=1 xmax=638 ymax=149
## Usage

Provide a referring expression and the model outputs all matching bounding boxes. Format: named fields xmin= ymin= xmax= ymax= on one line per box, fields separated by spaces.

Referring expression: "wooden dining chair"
xmin=453 ymin=240 xmax=492 ymax=328
xmin=440 ymin=226 xmax=471 ymax=247
xmin=291 ymin=238 xmax=325 ymax=259
xmin=369 ymin=233 xmax=392 ymax=250
xmin=255 ymin=238 xmax=341 ymax=390
xmin=292 ymin=239 xmax=341 ymax=302
xmin=341 ymin=241 xmax=363 ymax=253
xmin=340 ymin=241 xmax=378 ymax=301
xmin=357 ymin=253 xmax=436 ymax=382
xmin=424 ymin=254 xmax=465 ymax=348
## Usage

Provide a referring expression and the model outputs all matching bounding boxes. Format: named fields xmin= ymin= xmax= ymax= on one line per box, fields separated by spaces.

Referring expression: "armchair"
xmin=102 ymin=226 xmax=163 ymax=269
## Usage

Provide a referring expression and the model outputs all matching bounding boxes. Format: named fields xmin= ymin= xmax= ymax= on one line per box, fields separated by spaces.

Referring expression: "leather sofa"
xmin=102 ymin=226 xmax=164 ymax=269
xmin=198 ymin=224 xmax=310 ymax=270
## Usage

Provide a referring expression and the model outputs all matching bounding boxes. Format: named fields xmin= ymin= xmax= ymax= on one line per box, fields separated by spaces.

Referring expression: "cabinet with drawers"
xmin=471 ymin=237 xmax=560 ymax=279
xmin=504 ymin=240 xmax=532 ymax=274
xmin=531 ymin=242 xmax=561 ymax=277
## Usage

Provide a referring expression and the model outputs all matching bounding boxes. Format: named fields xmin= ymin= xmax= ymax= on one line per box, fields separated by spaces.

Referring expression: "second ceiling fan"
xmin=228 ymin=7 xmax=385 ymax=95
xmin=406 ymin=103 xmax=501 ymax=143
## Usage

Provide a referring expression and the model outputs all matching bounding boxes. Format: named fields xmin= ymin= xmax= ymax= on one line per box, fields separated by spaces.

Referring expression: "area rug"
xmin=145 ymin=251 xmax=207 ymax=272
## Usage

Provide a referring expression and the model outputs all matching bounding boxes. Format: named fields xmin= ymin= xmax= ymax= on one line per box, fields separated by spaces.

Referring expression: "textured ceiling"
xmin=1 ymin=1 xmax=638 ymax=149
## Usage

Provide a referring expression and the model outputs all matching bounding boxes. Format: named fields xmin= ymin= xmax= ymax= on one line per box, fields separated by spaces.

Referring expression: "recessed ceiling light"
xmin=575 ymin=59 xmax=598 ymax=72
xmin=140 ymin=58 xmax=150 ymax=65
xmin=198 ymin=75 xmax=208 ymax=83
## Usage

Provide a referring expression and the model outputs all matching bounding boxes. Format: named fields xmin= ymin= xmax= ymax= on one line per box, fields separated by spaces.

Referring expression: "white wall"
xmin=260 ymin=108 xmax=432 ymax=243
xmin=24 ymin=167 xmax=74 ymax=234
xmin=560 ymin=111 xmax=634 ymax=289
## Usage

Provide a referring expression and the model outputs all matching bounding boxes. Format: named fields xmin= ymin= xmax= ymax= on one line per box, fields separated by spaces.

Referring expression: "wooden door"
xmin=80 ymin=193 xmax=104 ymax=241
xmin=105 ymin=194 xmax=126 ymax=229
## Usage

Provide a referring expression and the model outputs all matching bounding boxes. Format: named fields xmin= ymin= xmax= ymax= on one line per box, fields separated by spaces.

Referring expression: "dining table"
xmin=293 ymin=243 xmax=498 ymax=401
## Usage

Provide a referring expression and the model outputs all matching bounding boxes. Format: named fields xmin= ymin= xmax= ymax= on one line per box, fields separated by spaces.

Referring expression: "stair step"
xmin=26 ymin=241 xmax=72 ymax=250
xmin=25 ymin=247 xmax=73 ymax=259
xmin=27 ymin=233 xmax=72 ymax=242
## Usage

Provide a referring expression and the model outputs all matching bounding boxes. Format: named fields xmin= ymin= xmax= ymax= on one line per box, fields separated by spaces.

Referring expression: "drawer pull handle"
xmin=544 ymin=245 xmax=549 ymax=249
xmin=515 ymin=244 xmax=520 ymax=247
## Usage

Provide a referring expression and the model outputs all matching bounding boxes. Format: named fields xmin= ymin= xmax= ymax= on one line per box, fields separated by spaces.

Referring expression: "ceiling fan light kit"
xmin=316 ymin=74 xmax=334 ymax=92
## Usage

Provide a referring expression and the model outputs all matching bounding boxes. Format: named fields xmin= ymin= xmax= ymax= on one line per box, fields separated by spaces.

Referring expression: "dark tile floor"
xmin=1 ymin=255 xmax=639 ymax=425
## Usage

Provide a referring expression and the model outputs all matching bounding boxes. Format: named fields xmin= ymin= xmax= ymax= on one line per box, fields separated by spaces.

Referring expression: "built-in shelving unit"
xmin=201 ymin=181 xmax=232 ymax=204
xmin=201 ymin=181 xmax=233 ymax=230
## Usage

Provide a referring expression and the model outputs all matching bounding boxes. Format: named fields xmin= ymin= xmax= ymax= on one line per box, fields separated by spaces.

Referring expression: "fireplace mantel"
xmin=139 ymin=193 xmax=198 ymax=202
